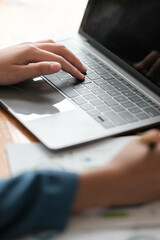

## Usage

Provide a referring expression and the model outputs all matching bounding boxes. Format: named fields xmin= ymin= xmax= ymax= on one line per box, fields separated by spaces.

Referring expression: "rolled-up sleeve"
xmin=0 ymin=170 xmax=78 ymax=239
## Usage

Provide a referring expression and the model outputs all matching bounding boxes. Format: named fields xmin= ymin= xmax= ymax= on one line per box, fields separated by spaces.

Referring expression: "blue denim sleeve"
xmin=0 ymin=170 xmax=78 ymax=239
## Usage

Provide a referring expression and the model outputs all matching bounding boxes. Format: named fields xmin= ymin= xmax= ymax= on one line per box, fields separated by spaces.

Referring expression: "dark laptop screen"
xmin=81 ymin=0 xmax=160 ymax=90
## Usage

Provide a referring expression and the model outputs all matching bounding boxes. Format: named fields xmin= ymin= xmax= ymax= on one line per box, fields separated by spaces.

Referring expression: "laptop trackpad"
xmin=0 ymin=77 xmax=76 ymax=122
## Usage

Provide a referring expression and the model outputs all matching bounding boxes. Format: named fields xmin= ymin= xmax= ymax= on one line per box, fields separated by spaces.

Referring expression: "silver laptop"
xmin=0 ymin=0 xmax=160 ymax=150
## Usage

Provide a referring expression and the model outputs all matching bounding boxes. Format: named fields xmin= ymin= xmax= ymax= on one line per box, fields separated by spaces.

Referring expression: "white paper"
xmin=56 ymin=227 xmax=160 ymax=240
xmin=7 ymin=136 xmax=134 ymax=176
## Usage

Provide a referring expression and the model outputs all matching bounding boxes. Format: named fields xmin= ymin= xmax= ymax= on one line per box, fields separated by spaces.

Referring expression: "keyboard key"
xmin=71 ymin=83 xmax=84 ymax=89
xmin=94 ymin=115 xmax=108 ymax=122
xmin=81 ymin=103 xmax=93 ymax=111
xmin=136 ymin=101 xmax=149 ymax=108
xmin=134 ymin=90 xmax=145 ymax=98
xmin=104 ymin=111 xmax=126 ymax=126
xmin=152 ymin=103 xmax=160 ymax=109
xmin=104 ymin=99 xmax=119 ymax=107
xmin=61 ymin=88 xmax=78 ymax=98
xmin=76 ymin=88 xmax=90 ymax=95
xmin=128 ymin=95 xmax=142 ymax=103
xmin=88 ymin=109 xmax=101 ymax=117
xmin=112 ymin=105 xmax=125 ymax=112
xmin=45 ymin=74 xmax=65 ymax=88
xmin=119 ymin=79 xmax=131 ymax=87
xmin=97 ymin=105 xmax=110 ymax=112
xmin=102 ymin=73 xmax=113 ymax=80
xmin=101 ymin=121 xmax=115 ymax=129
xmin=93 ymin=79 xmax=106 ymax=85
xmin=128 ymin=107 xmax=142 ymax=114
xmin=114 ymin=95 xmax=127 ymax=102
xmin=56 ymin=71 xmax=70 ymax=78
xmin=108 ymin=69 xmax=116 ymax=75
xmin=119 ymin=111 xmax=138 ymax=123
xmin=114 ymin=84 xmax=128 ymax=91
xmin=143 ymin=96 xmax=153 ymax=104
xmin=61 ymin=75 xmax=73 ymax=81
xmin=98 ymin=94 xmax=112 ymax=101
xmin=108 ymin=90 xmax=121 ymax=97
xmin=107 ymin=79 xmax=120 ymax=86
xmin=64 ymin=77 xmax=77 ymax=85
xmin=121 ymin=101 xmax=135 ymax=108
xmin=143 ymin=107 xmax=160 ymax=117
xmin=83 ymin=94 xmax=96 ymax=101
xmin=91 ymin=88 xmax=105 ymax=96
xmin=100 ymin=84 xmax=114 ymax=91
xmin=86 ymin=68 xmax=94 ymax=74
xmin=87 ymin=73 xmax=100 ymax=80
xmin=121 ymin=89 xmax=135 ymax=97
xmin=89 ymin=64 xmax=101 ymax=70
xmin=90 ymin=99 xmax=103 ymax=107
xmin=136 ymin=112 xmax=150 ymax=120
xmin=82 ymin=77 xmax=92 ymax=84
xmin=72 ymin=96 xmax=86 ymax=105
xmin=130 ymin=86 xmax=138 ymax=92
xmin=94 ymin=68 xmax=107 ymax=75
xmin=85 ymin=83 xmax=97 ymax=90
xmin=99 ymin=62 xmax=108 ymax=68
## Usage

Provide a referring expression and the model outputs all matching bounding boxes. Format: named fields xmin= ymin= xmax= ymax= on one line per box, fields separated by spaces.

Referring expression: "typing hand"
xmin=0 ymin=39 xmax=86 ymax=85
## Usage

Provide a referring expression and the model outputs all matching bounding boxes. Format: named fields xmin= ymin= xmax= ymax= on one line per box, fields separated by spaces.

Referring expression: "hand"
xmin=0 ymin=39 xmax=86 ymax=85
xmin=105 ymin=129 xmax=160 ymax=206
xmin=73 ymin=129 xmax=160 ymax=212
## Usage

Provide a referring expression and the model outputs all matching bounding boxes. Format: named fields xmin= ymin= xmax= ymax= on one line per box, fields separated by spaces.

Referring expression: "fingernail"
xmin=83 ymin=65 xmax=87 ymax=72
xmin=50 ymin=63 xmax=61 ymax=73
xmin=79 ymin=73 xmax=85 ymax=80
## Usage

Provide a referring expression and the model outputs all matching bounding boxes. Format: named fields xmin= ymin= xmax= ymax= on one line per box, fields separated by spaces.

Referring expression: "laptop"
xmin=0 ymin=0 xmax=160 ymax=150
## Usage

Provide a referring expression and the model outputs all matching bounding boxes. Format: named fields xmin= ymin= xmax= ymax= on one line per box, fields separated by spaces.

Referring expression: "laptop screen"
xmin=80 ymin=0 xmax=160 ymax=91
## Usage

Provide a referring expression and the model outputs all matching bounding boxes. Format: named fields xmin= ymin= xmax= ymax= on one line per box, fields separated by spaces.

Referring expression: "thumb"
xmin=22 ymin=62 xmax=61 ymax=80
xmin=140 ymin=129 xmax=160 ymax=144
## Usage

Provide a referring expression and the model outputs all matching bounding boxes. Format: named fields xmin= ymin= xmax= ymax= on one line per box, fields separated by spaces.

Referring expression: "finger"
xmin=18 ymin=62 xmax=61 ymax=81
xmin=35 ymin=43 xmax=87 ymax=73
xmin=35 ymin=39 xmax=56 ymax=44
xmin=29 ymin=47 xmax=85 ymax=80
xmin=18 ymin=40 xmax=56 ymax=46
xmin=139 ymin=129 xmax=160 ymax=144
xmin=147 ymin=58 xmax=160 ymax=78
xmin=57 ymin=55 xmax=85 ymax=80
xmin=134 ymin=51 xmax=160 ymax=70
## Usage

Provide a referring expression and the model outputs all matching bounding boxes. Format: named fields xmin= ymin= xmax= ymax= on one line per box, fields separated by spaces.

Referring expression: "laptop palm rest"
xmin=0 ymin=78 xmax=105 ymax=150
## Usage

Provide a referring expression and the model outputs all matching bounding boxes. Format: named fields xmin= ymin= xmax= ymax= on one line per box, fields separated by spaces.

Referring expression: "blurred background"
xmin=0 ymin=0 xmax=88 ymax=47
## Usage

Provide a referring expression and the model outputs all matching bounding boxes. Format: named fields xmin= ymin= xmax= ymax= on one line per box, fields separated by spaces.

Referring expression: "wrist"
xmin=72 ymin=168 xmax=114 ymax=212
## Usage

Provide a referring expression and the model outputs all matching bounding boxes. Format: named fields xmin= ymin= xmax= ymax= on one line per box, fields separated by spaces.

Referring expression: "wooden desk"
xmin=0 ymin=0 xmax=88 ymax=176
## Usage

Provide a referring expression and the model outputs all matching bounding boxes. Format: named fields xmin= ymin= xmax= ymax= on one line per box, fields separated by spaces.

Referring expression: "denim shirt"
xmin=0 ymin=170 xmax=78 ymax=239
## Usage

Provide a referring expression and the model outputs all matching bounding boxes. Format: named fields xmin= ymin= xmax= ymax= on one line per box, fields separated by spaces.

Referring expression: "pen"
xmin=140 ymin=136 xmax=157 ymax=149
xmin=139 ymin=132 xmax=160 ymax=150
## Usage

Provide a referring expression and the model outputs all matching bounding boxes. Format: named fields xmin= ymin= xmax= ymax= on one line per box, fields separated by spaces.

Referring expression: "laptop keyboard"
xmin=44 ymin=41 xmax=160 ymax=129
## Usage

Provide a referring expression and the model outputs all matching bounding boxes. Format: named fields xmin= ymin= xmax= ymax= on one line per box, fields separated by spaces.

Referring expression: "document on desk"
xmin=7 ymin=136 xmax=160 ymax=240
xmin=7 ymin=136 xmax=134 ymax=176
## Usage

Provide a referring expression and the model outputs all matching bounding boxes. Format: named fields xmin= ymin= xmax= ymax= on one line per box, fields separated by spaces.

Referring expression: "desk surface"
xmin=0 ymin=0 xmax=88 ymax=177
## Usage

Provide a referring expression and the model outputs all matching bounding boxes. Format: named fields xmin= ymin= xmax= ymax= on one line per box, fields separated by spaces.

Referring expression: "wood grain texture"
xmin=0 ymin=0 xmax=88 ymax=176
